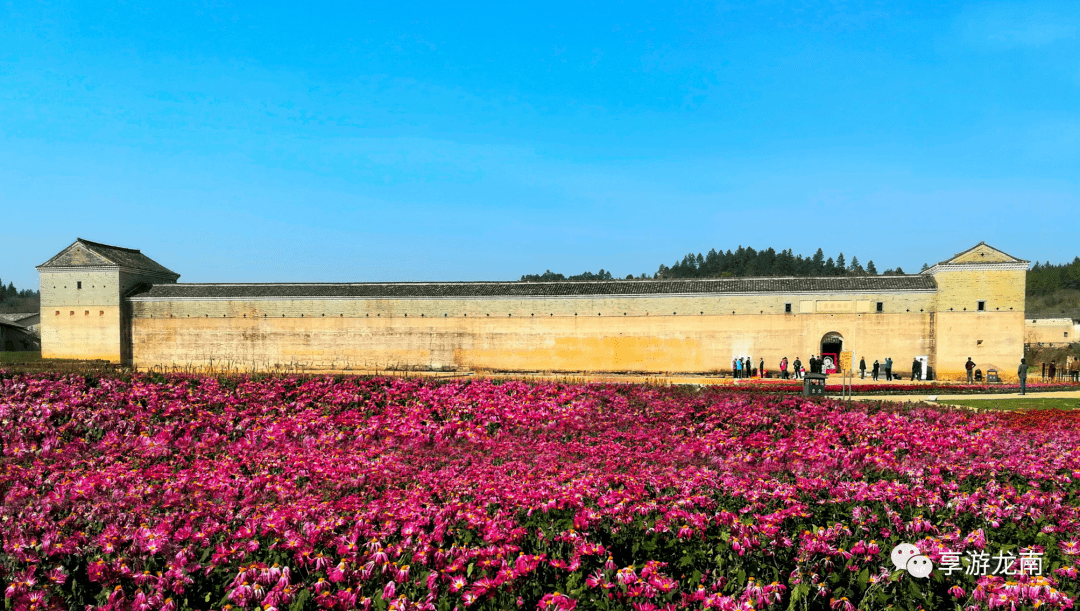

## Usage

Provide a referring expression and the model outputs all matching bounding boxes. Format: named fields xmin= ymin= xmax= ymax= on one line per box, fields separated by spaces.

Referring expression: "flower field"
xmin=1 ymin=373 xmax=1079 ymax=611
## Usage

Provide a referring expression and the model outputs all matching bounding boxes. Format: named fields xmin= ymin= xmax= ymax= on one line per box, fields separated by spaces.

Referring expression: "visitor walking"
xmin=793 ymin=357 xmax=802 ymax=379
xmin=885 ymin=357 xmax=893 ymax=381
xmin=759 ymin=358 xmax=765 ymax=378
xmin=966 ymin=358 xmax=976 ymax=384
xmin=1018 ymin=358 xmax=1029 ymax=395
xmin=872 ymin=359 xmax=880 ymax=381
xmin=859 ymin=357 xmax=866 ymax=379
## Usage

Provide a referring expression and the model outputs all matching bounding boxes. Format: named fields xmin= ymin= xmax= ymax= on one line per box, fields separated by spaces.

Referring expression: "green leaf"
xmin=857 ymin=568 xmax=869 ymax=588
xmin=467 ymin=562 xmax=474 ymax=577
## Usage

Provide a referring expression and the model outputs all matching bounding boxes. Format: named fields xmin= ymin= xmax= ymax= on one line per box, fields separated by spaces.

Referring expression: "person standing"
xmin=872 ymin=359 xmax=880 ymax=381
xmin=859 ymin=357 xmax=867 ymax=379
xmin=780 ymin=357 xmax=788 ymax=379
xmin=734 ymin=358 xmax=741 ymax=379
xmin=966 ymin=357 xmax=976 ymax=384
xmin=1049 ymin=361 xmax=1057 ymax=381
xmin=744 ymin=357 xmax=751 ymax=378
xmin=759 ymin=358 xmax=765 ymax=378
xmin=1041 ymin=362 xmax=1047 ymax=381
xmin=793 ymin=357 xmax=802 ymax=379
xmin=1018 ymin=358 xmax=1029 ymax=395
xmin=885 ymin=357 xmax=893 ymax=381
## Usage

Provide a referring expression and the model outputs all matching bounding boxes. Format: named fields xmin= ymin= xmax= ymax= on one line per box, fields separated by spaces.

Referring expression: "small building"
xmin=0 ymin=320 xmax=39 ymax=351
xmin=1025 ymin=315 xmax=1079 ymax=347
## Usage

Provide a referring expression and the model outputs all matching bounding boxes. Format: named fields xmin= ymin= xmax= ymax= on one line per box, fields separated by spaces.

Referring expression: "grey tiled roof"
xmin=0 ymin=313 xmax=38 ymax=324
xmin=38 ymin=239 xmax=179 ymax=278
xmin=131 ymin=275 xmax=937 ymax=300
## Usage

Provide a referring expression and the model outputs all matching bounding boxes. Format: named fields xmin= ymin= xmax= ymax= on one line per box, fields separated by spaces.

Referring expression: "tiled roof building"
xmin=37 ymin=240 xmax=1030 ymax=380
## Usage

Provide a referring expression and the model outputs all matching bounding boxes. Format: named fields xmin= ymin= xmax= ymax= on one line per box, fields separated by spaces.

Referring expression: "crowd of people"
xmin=730 ymin=354 xmax=1077 ymax=384
xmin=1040 ymin=359 xmax=1080 ymax=382
xmin=732 ymin=354 xmax=903 ymax=380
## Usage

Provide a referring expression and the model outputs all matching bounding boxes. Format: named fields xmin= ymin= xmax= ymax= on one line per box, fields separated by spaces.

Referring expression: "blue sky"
xmin=2 ymin=1 xmax=1078 ymax=288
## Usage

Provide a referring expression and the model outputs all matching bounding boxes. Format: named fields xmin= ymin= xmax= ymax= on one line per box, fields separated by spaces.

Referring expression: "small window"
xmin=977 ymin=339 xmax=984 ymax=345
xmin=77 ymin=281 xmax=82 ymax=289
xmin=785 ymin=303 xmax=792 ymax=313
xmin=1066 ymin=332 xmax=1070 ymax=338
xmin=84 ymin=310 xmax=89 ymax=316
xmin=977 ymin=301 xmax=985 ymax=311
xmin=876 ymin=302 xmax=884 ymax=313
xmin=99 ymin=311 xmax=104 ymax=316
xmin=55 ymin=311 xmax=60 ymax=316
xmin=69 ymin=311 xmax=74 ymax=316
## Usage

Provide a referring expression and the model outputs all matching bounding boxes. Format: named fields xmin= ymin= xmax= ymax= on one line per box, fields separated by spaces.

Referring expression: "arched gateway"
xmin=820 ymin=332 xmax=844 ymax=374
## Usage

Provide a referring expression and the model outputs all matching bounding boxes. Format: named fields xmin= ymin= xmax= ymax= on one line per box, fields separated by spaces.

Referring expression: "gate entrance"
xmin=820 ymin=332 xmax=844 ymax=374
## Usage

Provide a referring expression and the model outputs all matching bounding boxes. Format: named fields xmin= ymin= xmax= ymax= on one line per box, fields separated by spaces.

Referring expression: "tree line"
xmin=1027 ymin=257 xmax=1080 ymax=296
xmin=0 ymin=278 xmax=39 ymax=314
xmin=521 ymin=247 xmax=912 ymax=282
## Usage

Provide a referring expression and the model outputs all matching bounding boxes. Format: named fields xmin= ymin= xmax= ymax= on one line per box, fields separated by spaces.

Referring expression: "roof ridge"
xmin=77 ymin=238 xmax=143 ymax=254
xmin=161 ymin=275 xmax=920 ymax=286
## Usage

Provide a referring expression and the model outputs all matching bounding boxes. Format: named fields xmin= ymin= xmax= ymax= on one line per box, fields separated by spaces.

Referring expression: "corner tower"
xmin=922 ymin=242 xmax=1028 ymax=379
xmin=37 ymin=239 xmax=179 ymax=364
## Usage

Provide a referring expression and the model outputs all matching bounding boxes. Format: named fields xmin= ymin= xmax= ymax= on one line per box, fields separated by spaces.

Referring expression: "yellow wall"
xmin=40 ymin=270 xmax=122 ymax=361
xmin=930 ymin=268 xmax=1026 ymax=314
xmin=131 ymin=296 xmax=935 ymax=374
xmin=40 ymin=268 xmax=177 ymax=363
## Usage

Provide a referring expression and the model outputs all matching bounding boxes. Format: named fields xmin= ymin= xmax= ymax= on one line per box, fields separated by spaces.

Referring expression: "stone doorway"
xmin=820 ymin=331 xmax=844 ymax=373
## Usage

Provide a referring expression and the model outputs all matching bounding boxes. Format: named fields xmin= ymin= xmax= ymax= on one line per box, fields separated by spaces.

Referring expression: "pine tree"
xmin=866 ymin=260 xmax=878 ymax=275
xmin=836 ymin=253 xmax=846 ymax=274
xmin=824 ymin=257 xmax=836 ymax=275
xmin=921 ymin=263 xmax=929 ymax=272
xmin=850 ymin=256 xmax=864 ymax=274
xmin=812 ymin=248 xmax=825 ymax=274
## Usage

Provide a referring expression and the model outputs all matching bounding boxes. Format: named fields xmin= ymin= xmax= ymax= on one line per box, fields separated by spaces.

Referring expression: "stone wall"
xmin=130 ymin=292 xmax=938 ymax=375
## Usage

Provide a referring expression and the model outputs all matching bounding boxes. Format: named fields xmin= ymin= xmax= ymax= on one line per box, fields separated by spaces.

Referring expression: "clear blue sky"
xmin=2 ymin=1 xmax=1078 ymax=289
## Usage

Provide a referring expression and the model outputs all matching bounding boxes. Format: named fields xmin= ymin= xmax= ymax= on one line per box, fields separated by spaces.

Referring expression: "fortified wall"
xmin=39 ymin=240 xmax=1030 ymax=380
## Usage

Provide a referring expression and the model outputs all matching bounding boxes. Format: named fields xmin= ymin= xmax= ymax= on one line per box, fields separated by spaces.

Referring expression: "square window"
xmin=84 ymin=311 xmax=89 ymax=316
xmin=99 ymin=311 xmax=104 ymax=316
xmin=55 ymin=311 xmax=60 ymax=316
xmin=977 ymin=301 xmax=985 ymax=311
xmin=77 ymin=281 xmax=82 ymax=289
xmin=784 ymin=303 xmax=792 ymax=313
xmin=876 ymin=302 xmax=884 ymax=313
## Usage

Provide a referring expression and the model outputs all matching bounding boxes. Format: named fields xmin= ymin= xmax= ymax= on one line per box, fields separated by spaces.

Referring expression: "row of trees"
xmin=0 ymin=278 xmax=39 ymax=314
xmin=521 ymin=247 xmax=911 ymax=282
xmin=1027 ymin=257 xmax=1080 ymax=296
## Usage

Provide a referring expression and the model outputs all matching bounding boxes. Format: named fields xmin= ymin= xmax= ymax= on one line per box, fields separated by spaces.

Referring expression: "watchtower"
xmin=922 ymin=242 xmax=1028 ymax=379
xmin=37 ymin=239 xmax=179 ymax=364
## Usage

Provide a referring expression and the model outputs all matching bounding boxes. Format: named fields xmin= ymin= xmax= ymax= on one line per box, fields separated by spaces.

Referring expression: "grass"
xmin=0 ymin=351 xmax=43 ymax=363
xmin=944 ymin=397 xmax=1080 ymax=411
